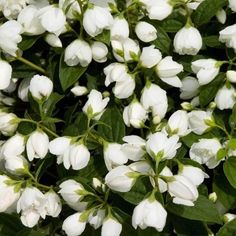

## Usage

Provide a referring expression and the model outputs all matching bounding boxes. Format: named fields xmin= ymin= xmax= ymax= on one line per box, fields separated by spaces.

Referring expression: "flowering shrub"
xmin=1 ymin=0 xmax=236 ymax=235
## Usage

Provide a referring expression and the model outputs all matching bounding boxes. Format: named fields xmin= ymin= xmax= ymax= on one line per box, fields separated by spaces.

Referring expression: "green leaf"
xmin=167 ymin=195 xmax=222 ymax=224
xmin=229 ymin=104 xmax=236 ymax=129
xmin=228 ymin=139 xmax=236 ymax=150
xmin=192 ymin=0 xmax=228 ymax=26
xmin=94 ymin=30 xmax=110 ymax=45
xmin=160 ymin=19 xmax=184 ymax=32
xmin=223 ymin=157 xmax=236 ymax=189
xmin=153 ymin=26 xmax=172 ymax=55
xmin=203 ymin=36 xmax=222 ymax=48
xmin=216 ymin=219 xmax=236 ymax=236
xmin=18 ymin=36 xmax=40 ymax=50
xmin=213 ymin=169 xmax=236 ymax=211
xmin=97 ymin=107 xmax=125 ymax=143
xmin=217 ymin=148 xmax=227 ymax=161
xmin=43 ymin=92 xmax=64 ymax=116
xmin=199 ymin=73 xmax=225 ymax=107
xmin=59 ymin=53 xmax=87 ymax=91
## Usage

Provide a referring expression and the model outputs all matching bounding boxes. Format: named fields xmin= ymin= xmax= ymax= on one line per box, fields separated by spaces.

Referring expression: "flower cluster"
xmin=0 ymin=0 xmax=236 ymax=235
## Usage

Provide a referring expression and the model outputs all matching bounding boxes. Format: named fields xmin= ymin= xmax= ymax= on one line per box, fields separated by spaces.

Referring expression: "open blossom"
xmin=0 ymin=20 xmax=22 ymax=56
xmin=111 ymin=16 xmax=129 ymax=40
xmin=191 ymin=59 xmax=220 ymax=85
xmin=64 ymin=39 xmax=92 ymax=67
xmin=140 ymin=46 xmax=162 ymax=68
xmin=83 ymin=89 xmax=110 ymax=120
xmin=132 ymin=198 xmax=167 ymax=231
xmin=174 ymin=26 xmax=202 ymax=55
xmin=121 ymin=135 xmax=146 ymax=161
xmin=219 ymin=24 xmax=236 ymax=52
xmin=0 ymin=0 xmax=27 ymax=19
xmin=44 ymin=191 xmax=62 ymax=217
xmin=83 ymin=4 xmax=113 ymax=37
xmin=146 ymin=132 xmax=181 ymax=160
xmin=190 ymin=138 xmax=223 ymax=169
xmin=101 ymin=217 xmax=122 ymax=236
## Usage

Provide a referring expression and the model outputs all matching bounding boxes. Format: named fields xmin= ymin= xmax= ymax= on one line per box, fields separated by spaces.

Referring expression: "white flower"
xmin=112 ymin=38 xmax=140 ymax=63
xmin=45 ymin=34 xmax=62 ymax=48
xmin=18 ymin=78 xmax=30 ymax=102
xmin=132 ymin=198 xmax=167 ymax=232
xmin=0 ymin=60 xmax=12 ymax=90
xmin=229 ymin=0 xmax=236 ymax=12
xmin=141 ymin=83 xmax=168 ymax=123
xmin=17 ymin=5 xmax=45 ymax=35
xmin=71 ymin=85 xmax=88 ymax=96
xmin=156 ymin=56 xmax=183 ymax=88
xmin=5 ymin=155 xmax=28 ymax=175
xmin=101 ymin=218 xmax=122 ymax=236
xmin=26 ymin=130 xmax=49 ymax=161
xmin=17 ymin=187 xmax=47 ymax=228
xmin=179 ymin=165 xmax=208 ymax=186
xmin=90 ymin=0 xmax=116 ymax=8
xmin=44 ymin=191 xmax=62 ymax=217
xmin=62 ymin=213 xmax=86 ymax=236
xmin=105 ymin=165 xmax=138 ymax=192
xmin=123 ymin=99 xmax=148 ymax=128
xmin=59 ymin=179 xmax=87 ymax=211
xmin=0 ymin=0 xmax=27 ymax=19
xmin=141 ymin=0 xmax=173 ymax=21
xmin=29 ymin=75 xmax=53 ymax=100
xmin=38 ymin=5 xmax=66 ymax=36
xmin=158 ymin=167 xmax=173 ymax=193
xmin=64 ymin=143 xmax=90 ymax=170
xmin=89 ymin=209 xmax=105 ymax=229
xmin=146 ymin=132 xmax=181 ymax=160
xmin=214 ymin=85 xmax=236 ymax=110
xmin=167 ymin=175 xmax=199 ymax=206
xmin=83 ymin=89 xmax=110 ymax=120
xmin=64 ymin=39 xmax=92 ymax=67
xmin=0 ymin=111 xmax=18 ymax=136
xmin=104 ymin=63 xmax=135 ymax=99
xmin=219 ymin=24 xmax=236 ymax=52
xmin=59 ymin=0 xmax=81 ymax=19
xmin=166 ymin=110 xmax=190 ymax=136
xmin=0 ymin=20 xmax=22 ymax=56
xmin=224 ymin=213 xmax=236 ymax=223
xmin=180 ymin=76 xmax=200 ymax=100
xmin=1 ymin=133 xmax=25 ymax=158
xmin=91 ymin=41 xmax=108 ymax=63
xmin=190 ymin=138 xmax=222 ymax=169
xmin=140 ymin=46 xmax=162 ymax=68
xmin=191 ymin=59 xmax=220 ymax=85
xmin=111 ymin=16 xmax=129 ymax=40
xmin=188 ymin=110 xmax=213 ymax=135
xmin=104 ymin=143 xmax=128 ymax=170
xmin=0 ymin=175 xmax=20 ymax=212
xmin=83 ymin=4 xmax=113 ymax=37
xmin=216 ymin=9 xmax=227 ymax=24
xmin=227 ymin=70 xmax=236 ymax=83
xmin=135 ymin=21 xmax=157 ymax=42
xmin=121 ymin=135 xmax=146 ymax=161
xmin=174 ymin=26 xmax=202 ymax=55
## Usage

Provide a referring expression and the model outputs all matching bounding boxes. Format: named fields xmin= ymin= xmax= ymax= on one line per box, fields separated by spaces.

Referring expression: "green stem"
xmin=39 ymin=125 xmax=59 ymax=138
xmin=16 ymin=56 xmax=47 ymax=75
xmin=214 ymin=124 xmax=231 ymax=139
xmin=26 ymin=171 xmax=52 ymax=190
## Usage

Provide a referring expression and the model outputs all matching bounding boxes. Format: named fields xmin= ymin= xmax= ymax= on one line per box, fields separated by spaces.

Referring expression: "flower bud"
xmin=216 ymin=9 xmax=226 ymax=24
xmin=62 ymin=213 xmax=86 ymax=236
xmin=104 ymin=143 xmax=128 ymax=170
xmin=91 ymin=41 xmax=108 ymax=63
xmin=71 ymin=85 xmax=88 ymax=96
xmin=229 ymin=0 xmax=236 ymax=12
xmin=101 ymin=217 xmax=122 ymax=236
xmin=190 ymin=138 xmax=222 ymax=169
xmin=29 ymin=75 xmax=53 ymax=100
xmin=132 ymin=198 xmax=167 ymax=232
xmin=111 ymin=16 xmax=129 ymax=40
xmin=188 ymin=110 xmax=213 ymax=135
xmin=208 ymin=192 xmax=217 ymax=203
xmin=0 ymin=60 xmax=12 ymax=91
xmin=18 ymin=78 xmax=30 ymax=102
xmin=215 ymin=85 xmax=236 ymax=110
xmin=227 ymin=70 xmax=236 ymax=83
xmin=89 ymin=209 xmax=106 ymax=229
xmin=191 ymin=59 xmax=220 ymax=85
xmin=180 ymin=76 xmax=200 ymax=100
xmin=123 ymin=99 xmax=148 ymax=128
xmin=174 ymin=26 xmax=202 ymax=55
xmin=26 ymin=130 xmax=49 ymax=161
xmin=135 ymin=21 xmax=157 ymax=42
xmin=0 ymin=112 xmax=19 ymax=136
xmin=45 ymin=33 xmax=62 ymax=47
xmin=83 ymin=89 xmax=110 ymax=120
xmin=83 ymin=5 xmax=113 ymax=37
xmin=140 ymin=46 xmax=162 ymax=68
xmin=64 ymin=39 xmax=92 ymax=67
xmin=44 ymin=191 xmax=62 ymax=217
